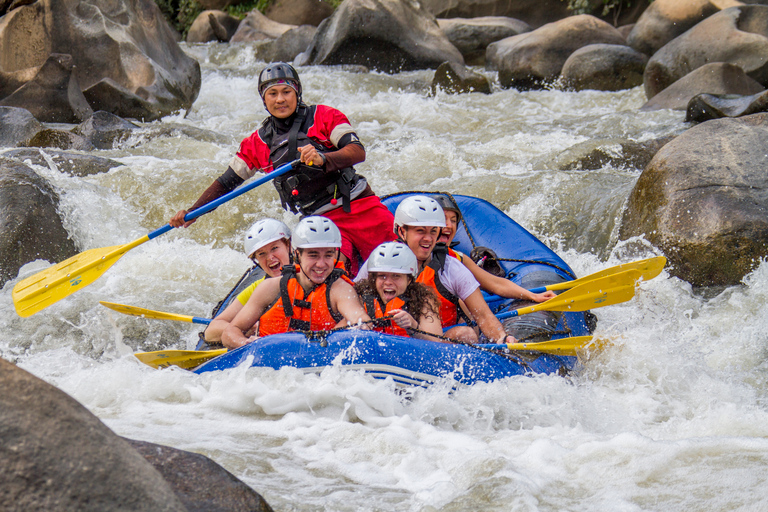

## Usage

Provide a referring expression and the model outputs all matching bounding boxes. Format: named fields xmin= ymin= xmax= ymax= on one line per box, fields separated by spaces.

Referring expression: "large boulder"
xmin=644 ymin=5 xmax=768 ymax=99
xmin=0 ymin=106 xmax=42 ymax=148
xmin=186 ymin=10 xmax=241 ymax=43
xmin=2 ymin=148 xmax=123 ymax=177
xmin=619 ymin=113 xmax=768 ymax=287
xmin=431 ymin=61 xmax=491 ymax=94
xmin=0 ymin=0 xmax=201 ymax=122
xmin=254 ymin=25 xmax=317 ymax=63
xmin=627 ymin=0 xmax=734 ymax=56
xmin=71 ymin=110 xmax=141 ymax=150
xmin=437 ymin=16 xmax=531 ymax=65
xmin=296 ymin=0 xmax=464 ymax=72
xmin=0 ymin=158 xmax=77 ymax=286
xmin=486 ymin=15 xmax=626 ymax=90
xmin=0 ymin=357 xmax=276 ymax=511
xmin=419 ymin=0 xmax=571 ymax=28
xmin=640 ymin=62 xmax=765 ymax=111
xmin=264 ymin=0 xmax=334 ymax=26
xmin=560 ymin=43 xmax=648 ymax=91
xmin=0 ymin=53 xmax=93 ymax=124
xmin=230 ymin=8 xmax=296 ymax=42
xmin=686 ymin=88 xmax=768 ymax=122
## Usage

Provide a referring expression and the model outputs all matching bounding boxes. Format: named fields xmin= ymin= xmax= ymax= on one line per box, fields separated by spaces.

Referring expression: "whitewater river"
xmin=2 ymin=42 xmax=768 ymax=511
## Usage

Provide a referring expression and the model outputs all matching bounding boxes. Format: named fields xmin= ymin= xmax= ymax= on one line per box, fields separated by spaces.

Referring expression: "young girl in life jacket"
xmin=353 ymin=242 xmax=443 ymax=342
xmin=203 ymin=218 xmax=292 ymax=344
xmin=221 ymin=217 xmax=371 ymax=349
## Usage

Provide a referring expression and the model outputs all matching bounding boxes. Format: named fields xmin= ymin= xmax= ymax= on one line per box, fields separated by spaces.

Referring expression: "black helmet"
xmin=430 ymin=194 xmax=462 ymax=223
xmin=258 ymin=62 xmax=302 ymax=100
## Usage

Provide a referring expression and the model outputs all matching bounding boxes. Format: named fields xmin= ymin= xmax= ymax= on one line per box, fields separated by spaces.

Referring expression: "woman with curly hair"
xmin=354 ymin=242 xmax=443 ymax=342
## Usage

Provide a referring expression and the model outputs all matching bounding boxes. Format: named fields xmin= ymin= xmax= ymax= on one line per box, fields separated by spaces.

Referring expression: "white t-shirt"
xmin=355 ymin=254 xmax=480 ymax=300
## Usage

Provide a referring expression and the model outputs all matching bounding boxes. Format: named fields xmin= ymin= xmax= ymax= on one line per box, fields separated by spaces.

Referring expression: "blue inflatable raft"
xmin=193 ymin=193 xmax=595 ymax=387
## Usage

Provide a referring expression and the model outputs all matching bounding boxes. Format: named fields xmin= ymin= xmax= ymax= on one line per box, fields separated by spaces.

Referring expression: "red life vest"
xmin=258 ymin=265 xmax=345 ymax=336
xmin=361 ymin=294 xmax=409 ymax=337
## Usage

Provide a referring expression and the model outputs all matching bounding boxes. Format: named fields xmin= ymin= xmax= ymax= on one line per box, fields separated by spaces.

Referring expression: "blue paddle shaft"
xmin=147 ymin=159 xmax=298 ymax=240
xmin=192 ymin=317 xmax=212 ymax=325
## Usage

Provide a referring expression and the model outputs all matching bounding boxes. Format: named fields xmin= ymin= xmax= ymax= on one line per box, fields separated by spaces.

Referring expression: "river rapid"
xmin=2 ymin=42 xmax=768 ymax=511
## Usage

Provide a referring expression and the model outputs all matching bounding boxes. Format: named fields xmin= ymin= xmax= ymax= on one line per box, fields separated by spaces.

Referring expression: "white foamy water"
xmin=2 ymin=43 xmax=768 ymax=511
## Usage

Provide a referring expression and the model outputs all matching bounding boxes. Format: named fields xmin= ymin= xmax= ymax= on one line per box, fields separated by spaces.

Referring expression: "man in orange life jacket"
xmin=354 ymin=241 xmax=443 ymax=341
xmin=432 ymin=194 xmax=557 ymax=303
xmin=355 ymin=196 xmax=517 ymax=345
xmin=221 ymin=216 xmax=371 ymax=349
xmin=169 ymin=62 xmax=395 ymax=277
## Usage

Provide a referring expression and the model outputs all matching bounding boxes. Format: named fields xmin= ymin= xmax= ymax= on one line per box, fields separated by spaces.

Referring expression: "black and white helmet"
xmin=257 ymin=62 xmax=302 ymax=100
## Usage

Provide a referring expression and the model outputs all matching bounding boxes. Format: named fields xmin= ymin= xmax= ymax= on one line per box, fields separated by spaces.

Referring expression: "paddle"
xmin=451 ymin=269 xmax=642 ymax=329
xmin=134 ymin=348 xmax=227 ymax=370
xmin=476 ymin=335 xmax=606 ymax=356
xmin=527 ymin=255 xmax=666 ymax=293
xmin=12 ymin=160 xmax=299 ymax=318
xmin=100 ymin=301 xmax=211 ymax=325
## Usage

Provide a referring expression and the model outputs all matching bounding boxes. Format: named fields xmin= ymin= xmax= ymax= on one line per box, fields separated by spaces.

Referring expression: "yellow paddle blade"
xmin=505 ymin=335 xmax=609 ymax=356
xmin=134 ymin=349 xmax=227 ymax=370
xmin=513 ymin=269 xmax=642 ymax=317
xmin=546 ymin=255 xmax=666 ymax=292
xmin=100 ymin=301 xmax=198 ymax=324
xmin=12 ymin=235 xmax=150 ymax=318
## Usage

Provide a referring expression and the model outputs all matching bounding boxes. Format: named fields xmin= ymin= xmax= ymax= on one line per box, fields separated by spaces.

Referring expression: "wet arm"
xmin=462 ymin=289 xmax=513 ymax=343
xmin=463 ymin=257 xmax=555 ymax=302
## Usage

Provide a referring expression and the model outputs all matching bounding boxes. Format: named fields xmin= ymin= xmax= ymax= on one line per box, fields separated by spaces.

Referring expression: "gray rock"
xmin=619 ymin=113 xmax=768 ymax=287
xmin=487 ymin=15 xmax=626 ymax=90
xmin=299 ymin=0 xmax=464 ymax=73
xmin=24 ymin=129 xmax=96 ymax=152
xmin=644 ymin=5 xmax=768 ymax=100
xmin=560 ymin=43 xmax=647 ymax=92
xmin=2 ymin=148 xmax=123 ymax=177
xmin=0 ymin=158 xmax=77 ymax=287
xmin=0 ymin=53 xmax=93 ymax=124
xmin=255 ymin=25 xmax=317 ymax=64
xmin=71 ymin=111 xmax=141 ymax=150
xmin=230 ymin=9 xmax=296 ymax=42
xmin=686 ymin=89 xmax=768 ymax=122
xmin=0 ymin=106 xmax=42 ymax=148
xmin=640 ymin=62 xmax=765 ymax=111
xmin=431 ymin=61 xmax=491 ymax=94
xmin=126 ymin=439 xmax=275 ymax=512
xmin=0 ymin=0 xmax=201 ymax=122
xmin=552 ymin=136 xmax=675 ymax=172
xmin=186 ymin=10 xmax=241 ymax=43
xmin=419 ymin=0 xmax=571 ymax=28
xmin=265 ymin=0 xmax=334 ymax=26
xmin=627 ymin=0 xmax=725 ymax=56
xmin=437 ymin=16 xmax=530 ymax=65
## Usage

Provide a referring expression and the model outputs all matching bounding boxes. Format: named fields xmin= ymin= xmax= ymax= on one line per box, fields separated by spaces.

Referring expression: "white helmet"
xmin=367 ymin=242 xmax=418 ymax=277
xmin=292 ymin=216 xmax=342 ymax=249
xmin=393 ymin=195 xmax=446 ymax=234
xmin=243 ymin=219 xmax=291 ymax=258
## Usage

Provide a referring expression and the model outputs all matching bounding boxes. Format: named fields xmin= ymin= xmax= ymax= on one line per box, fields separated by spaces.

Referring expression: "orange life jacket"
xmin=258 ymin=264 xmax=345 ymax=336
xmin=361 ymin=294 xmax=409 ymax=337
xmin=415 ymin=243 xmax=472 ymax=328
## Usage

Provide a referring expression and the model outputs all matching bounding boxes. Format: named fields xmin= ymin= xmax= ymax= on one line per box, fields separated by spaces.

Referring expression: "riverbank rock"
xmin=0 ymin=54 xmax=93 ymax=124
xmin=0 ymin=0 xmax=201 ymax=122
xmin=644 ymin=5 xmax=768 ymax=99
xmin=560 ymin=43 xmax=648 ymax=91
xmin=126 ymin=439 xmax=275 ymax=512
xmin=420 ymin=0 xmax=571 ymax=28
xmin=686 ymin=89 xmax=768 ymax=122
xmin=296 ymin=0 xmax=464 ymax=72
xmin=551 ymin=136 xmax=676 ymax=171
xmin=0 ymin=159 xmax=77 ymax=287
xmin=24 ymin=129 xmax=95 ymax=152
xmin=619 ymin=113 xmax=768 ymax=287
xmin=254 ymin=25 xmax=317 ymax=63
xmin=264 ymin=0 xmax=334 ymax=26
xmin=187 ymin=10 xmax=241 ymax=43
xmin=1 ymin=148 xmax=123 ymax=177
xmin=627 ymin=0 xmax=729 ymax=56
xmin=487 ymin=15 xmax=626 ymax=90
xmin=640 ymin=62 xmax=765 ymax=111
xmin=437 ymin=16 xmax=531 ymax=65
xmin=230 ymin=9 xmax=296 ymax=42
xmin=71 ymin=111 xmax=141 ymax=150
xmin=0 ymin=107 xmax=42 ymax=148
xmin=431 ymin=61 xmax=491 ymax=94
